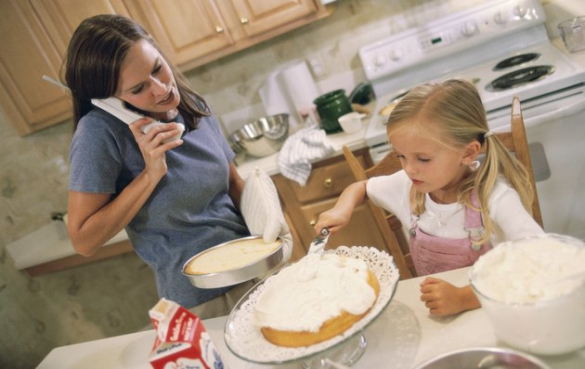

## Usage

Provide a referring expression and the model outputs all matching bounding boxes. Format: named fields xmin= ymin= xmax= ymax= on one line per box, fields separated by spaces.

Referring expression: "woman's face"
xmin=116 ymin=39 xmax=180 ymax=121
xmin=389 ymin=123 xmax=472 ymax=203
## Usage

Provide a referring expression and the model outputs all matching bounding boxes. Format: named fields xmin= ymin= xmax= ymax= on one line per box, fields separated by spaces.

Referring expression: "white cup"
xmin=338 ymin=112 xmax=365 ymax=134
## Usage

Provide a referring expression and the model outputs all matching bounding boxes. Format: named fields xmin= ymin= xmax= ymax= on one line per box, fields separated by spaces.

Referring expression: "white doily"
xmin=224 ymin=246 xmax=400 ymax=364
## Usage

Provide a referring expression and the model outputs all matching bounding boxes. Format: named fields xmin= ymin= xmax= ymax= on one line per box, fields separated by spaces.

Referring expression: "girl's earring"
xmin=469 ymin=160 xmax=480 ymax=171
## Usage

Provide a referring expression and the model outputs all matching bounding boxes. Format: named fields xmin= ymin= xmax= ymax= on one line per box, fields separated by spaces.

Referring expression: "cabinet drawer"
xmin=291 ymin=154 xmax=368 ymax=204
xmin=299 ymin=198 xmax=388 ymax=253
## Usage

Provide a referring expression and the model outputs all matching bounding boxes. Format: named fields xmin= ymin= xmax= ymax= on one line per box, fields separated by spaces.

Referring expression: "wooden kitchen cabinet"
xmin=0 ymin=0 xmax=130 ymax=136
xmin=125 ymin=0 xmax=331 ymax=71
xmin=1 ymin=0 xmax=331 ymax=136
xmin=272 ymin=148 xmax=392 ymax=262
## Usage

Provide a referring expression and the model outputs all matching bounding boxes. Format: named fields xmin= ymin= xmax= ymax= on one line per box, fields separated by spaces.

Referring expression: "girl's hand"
xmin=314 ymin=207 xmax=352 ymax=235
xmin=419 ymin=277 xmax=480 ymax=316
xmin=313 ymin=181 xmax=368 ymax=235
xmin=129 ymin=118 xmax=183 ymax=181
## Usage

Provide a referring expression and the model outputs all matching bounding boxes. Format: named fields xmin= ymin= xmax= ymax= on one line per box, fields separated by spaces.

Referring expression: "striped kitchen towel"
xmin=278 ymin=126 xmax=334 ymax=186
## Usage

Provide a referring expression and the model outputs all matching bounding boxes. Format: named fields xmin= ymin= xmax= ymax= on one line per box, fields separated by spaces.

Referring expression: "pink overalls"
xmin=409 ymin=194 xmax=491 ymax=276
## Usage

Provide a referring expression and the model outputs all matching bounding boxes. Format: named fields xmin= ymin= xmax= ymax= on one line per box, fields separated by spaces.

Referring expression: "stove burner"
xmin=486 ymin=65 xmax=555 ymax=92
xmin=493 ymin=53 xmax=540 ymax=71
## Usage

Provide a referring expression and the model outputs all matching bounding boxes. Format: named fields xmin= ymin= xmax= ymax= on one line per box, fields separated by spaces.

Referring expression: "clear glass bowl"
xmin=558 ymin=16 xmax=585 ymax=53
xmin=223 ymin=246 xmax=400 ymax=366
xmin=470 ymin=233 xmax=585 ymax=355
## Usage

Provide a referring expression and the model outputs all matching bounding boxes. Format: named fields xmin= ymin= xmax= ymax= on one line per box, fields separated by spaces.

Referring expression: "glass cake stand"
xmin=223 ymin=246 xmax=400 ymax=368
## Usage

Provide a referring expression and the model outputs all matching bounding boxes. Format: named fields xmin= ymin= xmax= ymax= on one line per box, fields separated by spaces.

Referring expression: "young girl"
xmin=315 ymin=79 xmax=544 ymax=316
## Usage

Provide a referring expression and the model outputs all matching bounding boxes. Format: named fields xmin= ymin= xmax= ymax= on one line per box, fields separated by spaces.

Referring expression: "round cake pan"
xmin=182 ymin=236 xmax=285 ymax=289
xmin=414 ymin=347 xmax=550 ymax=369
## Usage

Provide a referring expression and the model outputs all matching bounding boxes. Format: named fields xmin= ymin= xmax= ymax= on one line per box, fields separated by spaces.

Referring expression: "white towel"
xmin=278 ymin=127 xmax=335 ymax=186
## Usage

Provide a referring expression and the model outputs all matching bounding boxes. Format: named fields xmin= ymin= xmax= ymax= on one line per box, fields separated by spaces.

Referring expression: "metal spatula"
xmin=308 ymin=228 xmax=330 ymax=254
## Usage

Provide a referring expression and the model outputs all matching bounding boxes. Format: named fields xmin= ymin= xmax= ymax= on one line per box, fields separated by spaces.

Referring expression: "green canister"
xmin=313 ymin=89 xmax=353 ymax=134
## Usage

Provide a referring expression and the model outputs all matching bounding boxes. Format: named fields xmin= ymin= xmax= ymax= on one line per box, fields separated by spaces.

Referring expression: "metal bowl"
xmin=182 ymin=236 xmax=285 ymax=289
xmin=415 ymin=347 xmax=550 ymax=369
xmin=230 ymin=114 xmax=289 ymax=157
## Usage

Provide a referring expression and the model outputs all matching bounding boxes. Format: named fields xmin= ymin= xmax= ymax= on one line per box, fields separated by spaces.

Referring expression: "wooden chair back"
xmin=490 ymin=96 xmax=543 ymax=227
xmin=342 ymin=146 xmax=415 ymax=279
xmin=342 ymin=95 xmax=543 ymax=279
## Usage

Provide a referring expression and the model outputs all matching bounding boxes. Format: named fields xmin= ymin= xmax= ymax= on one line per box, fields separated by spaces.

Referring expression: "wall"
xmin=0 ymin=0 xmax=579 ymax=367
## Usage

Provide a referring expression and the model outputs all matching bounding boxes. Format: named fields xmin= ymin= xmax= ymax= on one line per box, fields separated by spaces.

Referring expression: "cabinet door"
xmin=0 ymin=0 xmax=70 ymax=135
xmin=30 ymin=0 xmax=130 ymax=57
xmin=123 ymin=0 xmax=234 ymax=67
xmin=0 ymin=0 xmax=130 ymax=136
xmin=230 ymin=0 xmax=317 ymax=37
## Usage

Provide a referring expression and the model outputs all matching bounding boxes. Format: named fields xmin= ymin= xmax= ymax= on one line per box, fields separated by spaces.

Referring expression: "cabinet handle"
xmin=240 ymin=18 xmax=249 ymax=24
xmin=310 ymin=219 xmax=317 ymax=226
xmin=215 ymin=26 xmax=224 ymax=33
xmin=323 ymin=178 xmax=333 ymax=188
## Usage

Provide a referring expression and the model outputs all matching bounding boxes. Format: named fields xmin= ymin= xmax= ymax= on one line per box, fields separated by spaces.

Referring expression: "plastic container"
xmin=470 ymin=234 xmax=585 ymax=355
xmin=558 ymin=16 xmax=585 ymax=53
xmin=338 ymin=112 xmax=366 ymax=134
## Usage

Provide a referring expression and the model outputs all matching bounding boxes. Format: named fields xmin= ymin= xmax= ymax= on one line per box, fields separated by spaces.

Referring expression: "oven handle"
xmin=524 ymin=98 xmax=585 ymax=127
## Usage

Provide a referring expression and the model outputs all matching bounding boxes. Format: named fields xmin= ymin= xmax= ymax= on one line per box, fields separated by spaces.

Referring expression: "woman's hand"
xmin=419 ymin=277 xmax=480 ymax=316
xmin=129 ymin=118 xmax=183 ymax=181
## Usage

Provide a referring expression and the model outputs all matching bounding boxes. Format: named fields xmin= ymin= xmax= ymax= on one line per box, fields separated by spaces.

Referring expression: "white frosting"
xmin=185 ymin=238 xmax=281 ymax=274
xmin=472 ymin=235 xmax=585 ymax=304
xmin=252 ymin=253 xmax=376 ymax=332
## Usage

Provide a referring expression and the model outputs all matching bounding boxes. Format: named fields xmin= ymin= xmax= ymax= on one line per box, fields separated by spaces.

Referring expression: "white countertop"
xmin=12 ymin=38 xmax=583 ymax=272
xmin=6 ymin=120 xmax=368 ymax=271
xmin=6 ymin=221 xmax=129 ymax=270
xmin=36 ymin=266 xmax=585 ymax=369
xmin=234 ymin=121 xmax=369 ymax=179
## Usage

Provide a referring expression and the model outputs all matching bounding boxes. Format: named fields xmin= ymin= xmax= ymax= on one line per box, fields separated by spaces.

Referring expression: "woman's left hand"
xmin=419 ymin=277 xmax=480 ymax=316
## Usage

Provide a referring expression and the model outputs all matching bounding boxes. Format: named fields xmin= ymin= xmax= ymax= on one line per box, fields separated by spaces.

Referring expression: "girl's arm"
xmin=68 ymin=119 xmax=183 ymax=256
xmin=419 ymin=277 xmax=480 ymax=316
xmin=314 ymin=180 xmax=368 ymax=234
xmin=228 ymin=162 xmax=245 ymax=211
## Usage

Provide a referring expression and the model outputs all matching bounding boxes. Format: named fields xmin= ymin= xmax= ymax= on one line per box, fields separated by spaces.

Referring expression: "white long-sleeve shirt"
xmin=366 ymin=170 xmax=544 ymax=247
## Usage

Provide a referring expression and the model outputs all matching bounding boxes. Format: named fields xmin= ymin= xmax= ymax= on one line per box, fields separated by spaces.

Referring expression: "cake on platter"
xmin=253 ymin=253 xmax=380 ymax=347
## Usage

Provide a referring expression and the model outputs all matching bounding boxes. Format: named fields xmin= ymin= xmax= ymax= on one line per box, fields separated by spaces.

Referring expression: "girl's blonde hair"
xmin=387 ymin=79 xmax=534 ymax=244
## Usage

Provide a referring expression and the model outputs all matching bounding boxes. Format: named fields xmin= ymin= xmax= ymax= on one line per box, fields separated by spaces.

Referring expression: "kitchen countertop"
xmin=6 ymin=118 xmax=370 ymax=272
xmin=6 ymin=221 xmax=129 ymax=271
xmin=11 ymin=37 xmax=583 ymax=273
xmin=234 ymin=118 xmax=370 ymax=179
xmin=36 ymin=266 xmax=585 ymax=368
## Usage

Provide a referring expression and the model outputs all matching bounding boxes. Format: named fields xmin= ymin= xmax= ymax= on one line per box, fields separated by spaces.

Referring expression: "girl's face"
xmin=389 ymin=123 xmax=475 ymax=203
xmin=116 ymin=39 xmax=180 ymax=121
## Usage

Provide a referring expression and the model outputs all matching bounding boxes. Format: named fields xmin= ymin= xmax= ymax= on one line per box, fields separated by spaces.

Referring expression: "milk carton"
xmin=148 ymin=298 xmax=225 ymax=369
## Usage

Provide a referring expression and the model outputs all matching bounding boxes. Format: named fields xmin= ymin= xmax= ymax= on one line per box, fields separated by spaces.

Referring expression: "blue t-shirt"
xmin=69 ymin=107 xmax=250 ymax=307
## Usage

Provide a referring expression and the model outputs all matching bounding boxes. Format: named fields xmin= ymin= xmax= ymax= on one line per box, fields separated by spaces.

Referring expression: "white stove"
xmin=358 ymin=0 xmax=585 ymax=239
xmin=359 ymin=0 xmax=585 ymax=149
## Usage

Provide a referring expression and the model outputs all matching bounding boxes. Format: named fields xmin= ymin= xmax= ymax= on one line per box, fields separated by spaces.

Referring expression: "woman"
xmin=65 ymin=14 xmax=254 ymax=318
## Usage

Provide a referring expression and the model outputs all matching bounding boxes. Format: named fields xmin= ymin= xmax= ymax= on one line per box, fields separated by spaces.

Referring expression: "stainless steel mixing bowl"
xmin=230 ymin=114 xmax=289 ymax=157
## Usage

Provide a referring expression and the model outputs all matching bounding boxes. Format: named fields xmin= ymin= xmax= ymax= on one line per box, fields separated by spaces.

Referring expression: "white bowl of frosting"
xmin=470 ymin=233 xmax=585 ymax=355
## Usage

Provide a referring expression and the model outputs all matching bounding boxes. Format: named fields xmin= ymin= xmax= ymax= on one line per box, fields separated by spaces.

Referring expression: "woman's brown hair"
xmin=64 ymin=14 xmax=209 ymax=131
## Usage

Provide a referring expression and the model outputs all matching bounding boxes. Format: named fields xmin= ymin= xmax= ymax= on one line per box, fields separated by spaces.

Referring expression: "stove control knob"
xmin=389 ymin=49 xmax=403 ymax=61
xmin=374 ymin=54 xmax=387 ymax=67
xmin=513 ymin=5 xmax=527 ymax=18
xmin=494 ymin=11 xmax=508 ymax=24
xmin=461 ymin=20 xmax=478 ymax=37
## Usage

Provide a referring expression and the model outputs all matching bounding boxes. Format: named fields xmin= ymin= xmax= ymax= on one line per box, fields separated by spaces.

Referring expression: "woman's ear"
xmin=462 ymin=140 xmax=481 ymax=165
